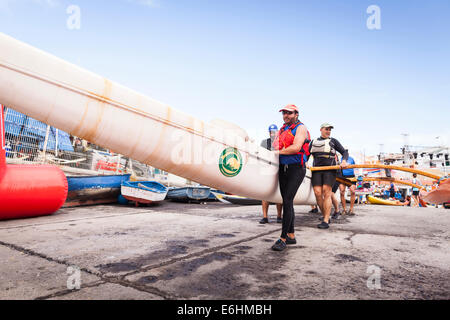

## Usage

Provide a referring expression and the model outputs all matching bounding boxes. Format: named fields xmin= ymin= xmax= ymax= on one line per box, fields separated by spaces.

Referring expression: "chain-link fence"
xmin=3 ymin=105 xmax=159 ymax=178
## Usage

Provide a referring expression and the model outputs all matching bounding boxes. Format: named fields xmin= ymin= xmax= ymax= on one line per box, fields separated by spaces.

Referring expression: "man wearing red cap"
xmin=271 ymin=104 xmax=310 ymax=251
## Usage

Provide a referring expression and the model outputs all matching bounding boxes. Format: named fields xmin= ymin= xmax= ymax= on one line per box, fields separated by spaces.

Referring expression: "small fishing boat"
xmin=121 ymin=181 xmax=168 ymax=205
xmin=64 ymin=174 xmax=131 ymax=207
xmin=166 ymin=186 xmax=211 ymax=202
xmin=213 ymin=193 xmax=262 ymax=205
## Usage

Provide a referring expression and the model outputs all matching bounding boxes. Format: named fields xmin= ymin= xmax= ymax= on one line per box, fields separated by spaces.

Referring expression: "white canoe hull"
xmin=0 ymin=33 xmax=316 ymax=205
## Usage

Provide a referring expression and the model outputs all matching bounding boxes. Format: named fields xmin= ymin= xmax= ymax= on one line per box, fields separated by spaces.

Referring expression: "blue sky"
xmin=1 ymin=0 xmax=449 ymax=158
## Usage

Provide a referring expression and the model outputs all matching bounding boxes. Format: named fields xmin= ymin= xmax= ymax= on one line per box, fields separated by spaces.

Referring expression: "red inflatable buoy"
xmin=0 ymin=165 xmax=68 ymax=220
xmin=0 ymin=105 xmax=68 ymax=220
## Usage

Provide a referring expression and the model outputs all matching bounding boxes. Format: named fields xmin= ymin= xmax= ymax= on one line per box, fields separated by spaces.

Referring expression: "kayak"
xmin=367 ymin=195 xmax=404 ymax=206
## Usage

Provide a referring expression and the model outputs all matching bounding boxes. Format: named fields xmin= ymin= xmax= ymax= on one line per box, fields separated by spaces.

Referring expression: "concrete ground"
xmin=0 ymin=201 xmax=448 ymax=300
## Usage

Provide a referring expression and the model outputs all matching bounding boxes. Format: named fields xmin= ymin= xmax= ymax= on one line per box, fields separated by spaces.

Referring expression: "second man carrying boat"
xmin=309 ymin=123 xmax=349 ymax=229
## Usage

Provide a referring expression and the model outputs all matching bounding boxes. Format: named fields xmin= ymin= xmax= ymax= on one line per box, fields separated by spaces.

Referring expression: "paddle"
xmin=310 ymin=164 xmax=442 ymax=180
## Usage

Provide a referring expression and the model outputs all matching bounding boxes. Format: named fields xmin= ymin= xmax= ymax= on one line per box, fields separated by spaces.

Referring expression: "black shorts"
xmin=340 ymin=175 xmax=357 ymax=185
xmin=312 ymin=170 xmax=337 ymax=187
xmin=332 ymin=181 xmax=340 ymax=193
xmin=412 ymin=190 xmax=420 ymax=196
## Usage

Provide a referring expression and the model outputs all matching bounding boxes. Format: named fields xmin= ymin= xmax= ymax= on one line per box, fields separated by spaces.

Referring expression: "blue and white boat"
xmin=213 ymin=193 xmax=262 ymax=205
xmin=121 ymin=181 xmax=168 ymax=205
xmin=65 ymin=174 xmax=131 ymax=207
xmin=208 ymin=189 xmax=225 ymax=201
xmin=166 ymin=186 xmax=211 ymax=202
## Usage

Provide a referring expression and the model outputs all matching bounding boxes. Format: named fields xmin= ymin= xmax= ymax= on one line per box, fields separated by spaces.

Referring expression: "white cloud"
xmin=0 ymin=0 xmax=60 ymax=13
xmin=32 ymin=0 xmax=59 ymax=7
xmin=126 ymin=0 xmax=160 ymax=8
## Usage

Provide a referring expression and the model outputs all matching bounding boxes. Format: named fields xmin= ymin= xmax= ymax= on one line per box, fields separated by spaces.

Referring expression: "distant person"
xmin=331 ymin=192 xmax=341 ymax=218
xmin=329 ymin=175 xmax=342 ymax=220
xmin=260 ymin=124 xmax=283 ymax=224
xmin=309 ymin=123 xmax=349 ymax=229
xmin=411 ymin=173 xmax=422 ymax=207
xmin=395 ymin=195 xmax=411 ymax=206
xmin=383 ymin=186 xmax=390 ymax=199
xmin=306 ymin=156 xmax=319 ymax=214
xmin=403 ymin=195 xmax=412 ymax=206
xmin=389 ymin=182 xmax=396 ymax=199
xmin=329 ymin=153 xmax=349 ymax=220
xmin=74 ymin=138 xmax=84 ymax=152
xmin=338 ymin=152 xmax=357 ymax=215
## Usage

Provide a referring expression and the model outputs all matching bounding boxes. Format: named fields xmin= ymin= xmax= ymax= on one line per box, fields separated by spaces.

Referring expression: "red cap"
xmin=279 ymin=104 xmax=299 ymax=113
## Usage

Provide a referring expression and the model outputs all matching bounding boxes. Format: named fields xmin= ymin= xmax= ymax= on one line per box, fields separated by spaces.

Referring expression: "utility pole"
xmin=378 ymin=144 xmax=384 ymax=163
xmin=401 ymin=133 xmax=412 ymax=166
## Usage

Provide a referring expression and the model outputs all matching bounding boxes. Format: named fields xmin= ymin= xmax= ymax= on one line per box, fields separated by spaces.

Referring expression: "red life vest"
xmin=273 ymin=121 xmax=311 ymax=165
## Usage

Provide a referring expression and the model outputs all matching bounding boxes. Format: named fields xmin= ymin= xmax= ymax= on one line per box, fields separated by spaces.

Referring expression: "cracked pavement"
xmin=0 ymin=201 xmax=449 ymax=300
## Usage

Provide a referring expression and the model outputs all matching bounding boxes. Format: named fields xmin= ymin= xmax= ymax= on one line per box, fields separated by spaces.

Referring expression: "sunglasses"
xmin=282 ymin=111 xmax=294 ymax=115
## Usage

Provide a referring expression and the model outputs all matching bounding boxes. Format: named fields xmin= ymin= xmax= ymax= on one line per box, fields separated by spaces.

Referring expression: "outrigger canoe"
xmin=0 ymin=33 xmax=444 ymax=205
xmin=0 ymin=33 xmax=317 ymax=205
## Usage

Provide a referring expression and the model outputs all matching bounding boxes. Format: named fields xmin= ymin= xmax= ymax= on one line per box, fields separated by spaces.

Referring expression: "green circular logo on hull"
xmin=219 ymin=148 xmax=243 ymax=177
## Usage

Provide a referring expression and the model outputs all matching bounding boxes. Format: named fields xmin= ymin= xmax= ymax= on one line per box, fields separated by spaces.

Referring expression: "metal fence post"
xmin=55 ymin=128 xmax=59 ymax=158
xmin=42 ymin=125 xmax=51 ymax=164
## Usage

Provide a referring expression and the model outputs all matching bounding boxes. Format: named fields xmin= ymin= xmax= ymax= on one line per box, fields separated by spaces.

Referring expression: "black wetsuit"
xmin=279 ymin=163 xmax=305 ymax=239
xmin=277 ymin=122 xmax=307 ymax=240
xmin=310 ymin=137 xmax=348 ymax=187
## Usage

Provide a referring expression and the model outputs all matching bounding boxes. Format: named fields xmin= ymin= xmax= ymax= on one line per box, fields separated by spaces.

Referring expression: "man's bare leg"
xmin=349 ymin=185 xmax=356 ymax=213
xmin=412 ymin=195 xmax=419 ymax=207
xmin=339 ymin=184 xmax=347 ymax=213
xmin=322 ymin=185 xmax=333 ymax=223
xmin=262 ymin=200 xmax=269 ymax=218
xmin=331 ymin=193 xmax=340 ymax=213
xmin=276 ymin=203 xmax=282 ymax=219
xmin=313 ymin=186 xmax=324 ymax=214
